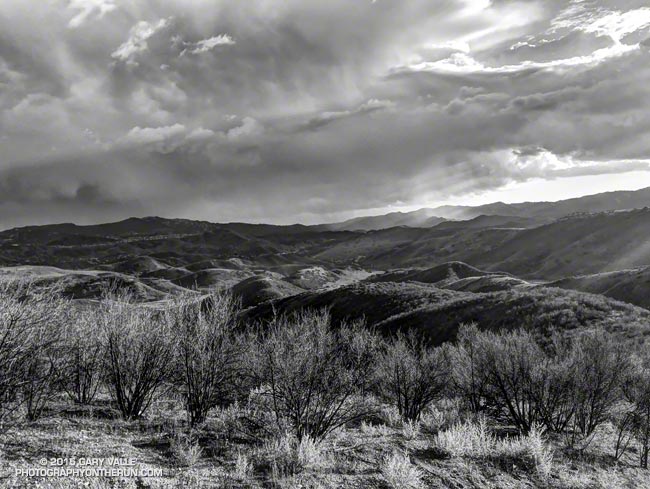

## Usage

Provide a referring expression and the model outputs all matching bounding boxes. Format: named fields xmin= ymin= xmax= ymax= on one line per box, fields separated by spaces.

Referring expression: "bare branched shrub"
xmin=99 ymin=292 xmax=175 ymax=420
xmin=528 ymin=343 xmax=577 ymax=434
xmin=63 ymin=307 xmax=103 ymax=405
xmin=616 ymin=354 xmax=650 ymax=467
xmin=566 ymin=330 xmax=631 ymax=448
xmin=484 ymin=329 xmax=547 ymax=433
xmin=451 ymin=328 xmax=544 ymax=433
xmin=165 ymin=291 xmax=245 ymax=426
xmin=448 ymin=325 xmax=622 ymax=439
xmin=446 ymin=323 xmax=492 ymax=414
xmin=375 ymin=332 xmax=448 ymax=422
xmin=0 ymin=280 xmax=68 ymax=423
xmin=253 ymin=310 xmax=376 ymax=442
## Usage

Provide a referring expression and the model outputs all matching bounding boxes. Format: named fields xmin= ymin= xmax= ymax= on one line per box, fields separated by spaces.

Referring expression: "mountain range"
xmin=1 ymin=186 xmax=650 ymax=339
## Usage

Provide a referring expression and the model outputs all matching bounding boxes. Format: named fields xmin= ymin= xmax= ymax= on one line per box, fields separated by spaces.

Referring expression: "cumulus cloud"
xmin=111 ymin=18 xmax=171 ymax=65
xmin=122 ymin=123 xmax=185 ymax=145
xmin=226 ymin=117 xmax=263 ymax=141
xmin=120 ymin=123 xmax=222 ymax=153
xmin=180 ymin=34 xmax=235 ymax=55
xmin=67 ymin=0 xmax=116 ymax=28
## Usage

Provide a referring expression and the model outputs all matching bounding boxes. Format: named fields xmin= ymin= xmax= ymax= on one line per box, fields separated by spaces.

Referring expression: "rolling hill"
xmin=367 ymin=261 xmax=497 ymax=285
xmin=0 ymin=266 xmax=180 ymax=301
xmin=230 ymin=275 xmax=306 ymax=308
xmin=367 ymin=261 xmax=531 ymax=293
xmin=245 ymin=282 xmax=650 ymax=345
xmin=325 ymin=209 xmax=446 ymax=231
xmin=473 ymin=208 xmax=650 ymax=279
xmin=321 ymin=186 xmax=650 ymax=226
xmin=429 ymin=187 xmax=650 ymax=220
xmin=549 ymin=266 xmax=650 ymax=309
xmin=428 ymin=214 xmax=547 ymax=231
xmin=0 ymin=188 xmax=649 ymax=316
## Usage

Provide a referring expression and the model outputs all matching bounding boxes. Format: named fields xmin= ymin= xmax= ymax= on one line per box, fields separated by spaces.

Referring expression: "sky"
xmin=1 ymin=0 xmax=650 ymax=228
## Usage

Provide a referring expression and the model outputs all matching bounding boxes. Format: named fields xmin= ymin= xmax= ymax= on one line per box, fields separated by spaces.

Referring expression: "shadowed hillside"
xmin=474 ymin=208 xmax=650 ymax=278
xmin=325 ymin=208 xmax=446 ymax=231
xmin=244 ymin=282 xmax=650 ymax=345
xmin=367 ymin=261 xmax=498 ymax=285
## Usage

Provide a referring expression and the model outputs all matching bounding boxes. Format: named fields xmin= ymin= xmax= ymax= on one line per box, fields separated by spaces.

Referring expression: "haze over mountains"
xmin=1 ymin=186 xmax=650 ymax=336
xmin=324 ymin=187 xmax=650 ymax=230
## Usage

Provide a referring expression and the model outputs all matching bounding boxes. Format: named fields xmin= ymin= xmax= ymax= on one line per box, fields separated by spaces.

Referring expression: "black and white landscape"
xmin=2 ymin=1 xmax=650 ymax=488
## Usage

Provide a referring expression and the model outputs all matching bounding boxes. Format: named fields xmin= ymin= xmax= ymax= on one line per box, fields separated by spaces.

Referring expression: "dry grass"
xmin=1 ymin=399 xmax=649 ymax=489
xmin=170 ymin=434 xmax=203 ymax=468
xmin=434 ymin=418 xmax=553 ymax=479
xmin=380 ymin=451 xmax=424 ymax=489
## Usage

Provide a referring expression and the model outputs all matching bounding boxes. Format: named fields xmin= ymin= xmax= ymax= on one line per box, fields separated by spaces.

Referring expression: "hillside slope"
xmin=245 ymin=282 xmax=650 ymax=345
xmin=325 ymin=209 xmax=446 ymax=231
xmin=367 ymin=261 xmax=497 ymax=285
xmin=473 ymin=209 xmax=650 ymax=279
xmin=549 ymin=267 xmax=650 ymax=309
xmin=431 ymin=187 xmax=650 ymax=220
xmin=231 ymin=275 xmax=306 ymax=308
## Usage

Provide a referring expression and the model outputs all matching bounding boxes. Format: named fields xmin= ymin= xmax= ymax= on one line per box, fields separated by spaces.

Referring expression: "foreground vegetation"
xmin=1 ymin=280 xmax=650 ymax=488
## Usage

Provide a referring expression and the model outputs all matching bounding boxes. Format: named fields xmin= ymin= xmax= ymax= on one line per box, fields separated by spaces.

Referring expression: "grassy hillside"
xmin=231 ymin=275 xmax=306 ymax=308
xmin=549 ymin=266 xmax=650 ymax=309
xmin=0 ymin=266 xmax=178 ymax=301
xmin=244 ymin=282 xmax=466 ymax=330
xmin=367 ymin=261 xmax=497 ymax=285
xmin=315 ymin=227 xmax=521 ymax=268
xmin=246 ymin=282 xmax=650 ymax=345
xmin=429 ymin=214 xmax=546 ymax=230
xmin=474 ymin=209 xmax=650 ymax=279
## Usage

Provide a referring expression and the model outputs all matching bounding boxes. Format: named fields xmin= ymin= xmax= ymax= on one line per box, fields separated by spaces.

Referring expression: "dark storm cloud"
xmin=1 ymin=0 xmax=650 ymax=227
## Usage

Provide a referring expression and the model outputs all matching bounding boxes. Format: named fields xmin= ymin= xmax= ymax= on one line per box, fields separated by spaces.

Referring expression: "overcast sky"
xmin=1 ymin=0 xmax=650 ymax=228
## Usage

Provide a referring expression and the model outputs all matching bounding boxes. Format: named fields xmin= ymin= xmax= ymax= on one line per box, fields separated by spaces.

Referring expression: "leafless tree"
xmin=446 ymin=323 xmax=492 ymax=414
xmin=615 ymin=353 xmax=650 ymax=467
xmin=0 ymin=280 xmax=68 ymax=424
xmin=375 ymin=331 xmax=448 ymax=422
xmin=165 ymin=291 xmax=246 ymax=426
xmin=98 ymin=292 xmax=175 ymax=420
xmin=253 ymin=310 xmax=376 ymax=441
xmin=567 ymin=330 xmax=631 ymax=448
xmin=62 ymin=306 xmax=104 ymax=405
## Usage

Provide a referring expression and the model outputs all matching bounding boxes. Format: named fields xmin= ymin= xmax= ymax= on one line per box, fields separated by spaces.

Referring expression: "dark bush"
xmin=253 ymin=310 xmax=376 ymax=441
xmin=0 ymin=280 xmax=68 ymax=423
xmin=63 ymin=307 xmax=104 ymax=405
xmin=165 ymin=291 xmax=246 ymax=426
xmin=566 ymin=330 xmax=631 ymax=448
xmin=375 ymin=331 xmax=448 ymax=422
xmin=616 ymin=354 xmax=650 ymax=467
xmin=99 ymin=292 xmax=175 ymax=420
